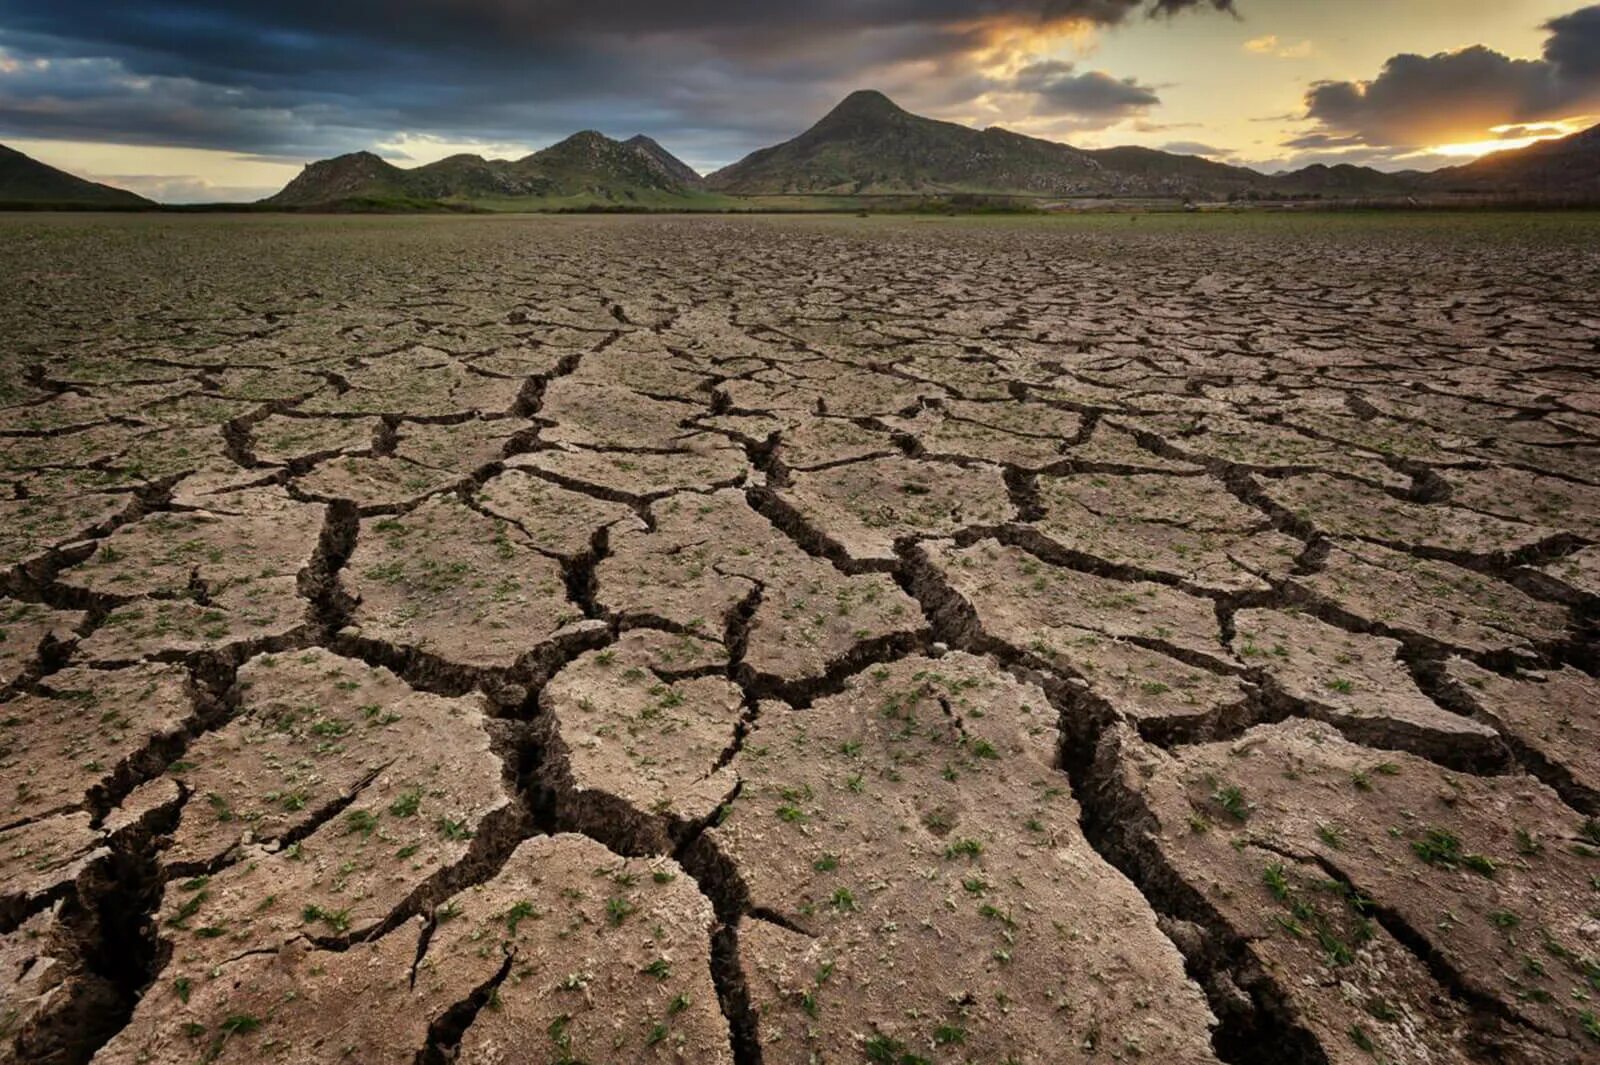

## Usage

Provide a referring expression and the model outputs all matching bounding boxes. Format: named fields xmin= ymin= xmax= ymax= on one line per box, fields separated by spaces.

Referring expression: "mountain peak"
xmin=821 ymin=89 xmax=905 ymax=123
xmin=552 ymin=130 xmax=613 ymax=149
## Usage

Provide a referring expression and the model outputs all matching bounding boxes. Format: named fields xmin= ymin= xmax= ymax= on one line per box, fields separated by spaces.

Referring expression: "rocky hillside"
xmin=1427 ymin=123 xmax=1600 ymax=195
xmin=625 ymin=135 xmax=704 ymax=187
xmin=0 ymin=144 xmax=152 ymax=206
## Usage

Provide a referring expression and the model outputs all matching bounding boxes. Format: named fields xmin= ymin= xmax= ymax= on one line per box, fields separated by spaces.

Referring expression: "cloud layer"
xmin=0 ymin=1 xmax=1231 ymax=166
xmin=1300 ymin=4 xmax=1600 ymax=149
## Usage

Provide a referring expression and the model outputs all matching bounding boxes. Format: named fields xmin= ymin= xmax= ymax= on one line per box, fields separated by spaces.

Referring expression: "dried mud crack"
xmin=2 ymin=212 xmax=1598 ymax=1065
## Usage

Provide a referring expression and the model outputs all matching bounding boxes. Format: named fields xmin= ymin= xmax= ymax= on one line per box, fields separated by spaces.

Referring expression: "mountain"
xmin=265 ymin=131 xmax=703 ymax=207
xmin=706 ymin=90 xmax=1107 ymax=196
xmin=1427 ymin=124 xmax=1600 ymax=195
xmin=0 ymin=144 xmax=152 ymax=206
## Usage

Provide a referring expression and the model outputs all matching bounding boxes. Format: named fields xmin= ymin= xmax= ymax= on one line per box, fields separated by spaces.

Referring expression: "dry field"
xmin=1 ymin=211 xmax=1598 ymax=1064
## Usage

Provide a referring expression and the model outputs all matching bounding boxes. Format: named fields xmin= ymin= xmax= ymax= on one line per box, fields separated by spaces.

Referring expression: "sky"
xmin=0 ymin=0 xmax=1596 ymax=202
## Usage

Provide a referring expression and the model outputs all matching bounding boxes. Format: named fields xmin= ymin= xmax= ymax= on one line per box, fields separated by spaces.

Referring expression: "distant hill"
xmin=264 ymin=131 xmax=703 ymax=208
xmin=1080 ymin=145 xmax=1260 ymax=195
xmin=1427 ymin=124 xmax=1600 ymax=196
xmin=705 ymin=90 xmax=1106 ymax=196
xmin=0 ymin=144 xmax=152 ymax=206
xmin=1269 ymin=163 xmax=1420 ymax=197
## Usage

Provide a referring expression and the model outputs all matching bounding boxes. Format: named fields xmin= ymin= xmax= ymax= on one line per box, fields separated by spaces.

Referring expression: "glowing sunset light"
xmin=1430 ymin=133 xmax=1568 ymax=158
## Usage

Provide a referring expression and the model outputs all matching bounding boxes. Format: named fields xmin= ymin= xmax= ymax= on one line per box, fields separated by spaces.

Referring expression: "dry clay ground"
xmin=1 ymin=212 xmax=1598 ymax=1065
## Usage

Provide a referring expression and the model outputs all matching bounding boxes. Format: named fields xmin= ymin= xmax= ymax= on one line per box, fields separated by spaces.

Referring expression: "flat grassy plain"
xmin=2 ymin=211 xmax=1598 ymax=1065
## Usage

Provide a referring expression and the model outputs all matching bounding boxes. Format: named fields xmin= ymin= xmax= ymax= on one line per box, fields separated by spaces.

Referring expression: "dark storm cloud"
xmin=0 ymin=0 xmax=1230 ymax=163
xmin=1298 ymin=4 xmax=1600 ymax=148
xmin=1010 ymin=60 xmax=1160 ymax=118
xmin=1281 ymin=131 xmax=1374 ymax=151
xmin=1543 ymin=3 xmax=1600 ymax=70
xmin=0 ymin=1 xmax=1234 ymax=74
xmin=0 ymin=55 xmax=389 ymax=157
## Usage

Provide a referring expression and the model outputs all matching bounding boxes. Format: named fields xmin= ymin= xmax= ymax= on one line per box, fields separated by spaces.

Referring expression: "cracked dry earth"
xmin=0 ymin=213 xmax=1597 ymax=1065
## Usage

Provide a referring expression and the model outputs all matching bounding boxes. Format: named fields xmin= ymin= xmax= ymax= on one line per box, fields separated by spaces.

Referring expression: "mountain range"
xmin=264 ymin=130 xmax=705 ymax=208
xmin=2 ymin=89 xmax=1595 ymax=210
xmin=0 ymin=143 xmax=151 ymax=206
xmin=702 ymin=90 xmax=1598 ymax=200
xmin=267 ymin=90 xmax=1600 ymax=208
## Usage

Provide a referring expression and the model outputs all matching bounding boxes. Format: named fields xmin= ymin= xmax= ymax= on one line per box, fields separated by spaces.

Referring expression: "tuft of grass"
xmin=301 ymin=904 xmax=352 ymax=933
xmin=1213 ymin=784 xmax=1249 ymax=821
xmin=944 ymin=838 xmax=983 ymax=860
xmin=436 ymin=816 xmax=474 ymax=841
xmin=504 ymin=900 xmax=538 ymax=933
xmin=388 ymin=789 xmax=422 ymax=817
xmin=1411 ymin=827 xmax=1495 ymax=877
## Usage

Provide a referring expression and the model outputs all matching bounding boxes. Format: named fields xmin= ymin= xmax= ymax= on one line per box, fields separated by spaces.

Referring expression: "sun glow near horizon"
xmin=1426 ymin=119 xmax=1591 ymax=159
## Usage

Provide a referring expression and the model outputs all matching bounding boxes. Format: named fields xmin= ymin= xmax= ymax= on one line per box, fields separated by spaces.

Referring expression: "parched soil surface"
xmin=1 ymin=212 xmax=1597 ymax=1065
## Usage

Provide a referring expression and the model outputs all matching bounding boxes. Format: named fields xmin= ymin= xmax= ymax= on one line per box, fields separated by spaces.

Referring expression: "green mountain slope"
xmin=705 ymin=90 xmax=1105 ymax=196
xmin=0 ymin=144 xmax=152 ymax=206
